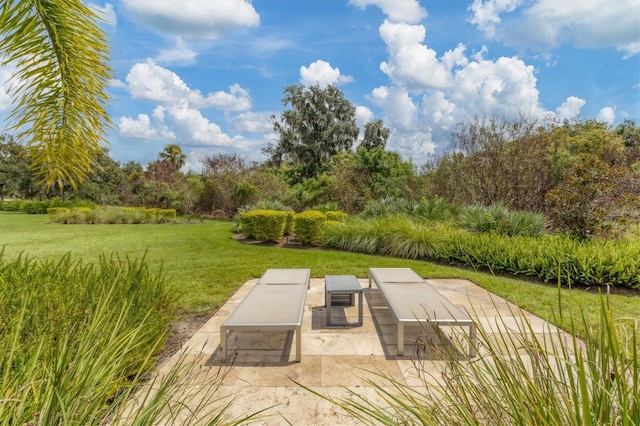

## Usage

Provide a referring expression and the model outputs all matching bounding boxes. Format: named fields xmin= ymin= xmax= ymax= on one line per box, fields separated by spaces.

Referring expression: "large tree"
xmin=265 ymin=84 xmax=359 ymax=184
xmin=1 ymin=0 xmax=112 ymax=191
xmin=360 ymin=119 xmax=390 ymax=150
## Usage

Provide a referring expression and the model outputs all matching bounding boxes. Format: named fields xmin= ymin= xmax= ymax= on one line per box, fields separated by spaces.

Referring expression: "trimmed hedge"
xmin=294 ymin=210 xmax=327 ymax=245
xmin=325 ymin=210 xmax=348 ymax=222
xmin=238 ymin=209 xmax=289 ymax=242
xmin=47 ymin=207 xmax=178 ymax=224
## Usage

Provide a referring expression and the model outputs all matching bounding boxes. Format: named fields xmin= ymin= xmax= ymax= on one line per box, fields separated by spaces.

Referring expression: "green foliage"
xmin=413 ymin=197 xmax=460 ymax=221
xmin=46 ymin=206 xmax=177 ymax=225
xmin=47 ymin=207 xmax=69 ymax=217
xmin=359 ymin=197 xmax=414 ymax=218
xmin=359 ymin=119 xmax=390 ymax=150
xmin=0 ymin=134 xmax=37 ymax=198
xmin=546 ymin=155 xmax=627 ymax=239
xmin=198 ymin=153 xmax=287 ymax=218
xmin=265 ymin=84 xmax=359 ymax=184
xmin=1 ymin=0 xmax=112 ymax=191
xmin=324 ymin=215 xmax=640 ymax=289
xmin=294 ymin=210 xmax=327 ymax=245
xmin=460 ymin=203 xmax=549 ymax=237
xmin=325 ymin=210 xmax=348 ymax=222
xmin=0 ymin=253 xmax=173 ymax=422
xmin=238 ymin=209 xmax=289 ymax=242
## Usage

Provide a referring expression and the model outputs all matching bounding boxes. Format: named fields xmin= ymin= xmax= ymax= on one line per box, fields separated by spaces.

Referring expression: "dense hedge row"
xmin=238 ymin=209 xmax=348 ymax=245
xmin=47 ymin=207 xmax=177 ymax=224
xmin=1 ymin=198 xmax=96 ymax=214
xmin=294 ymin=210 xmax=327 ymax=245
xmin=237 ymin=209 xmax=291 ymax=242
xmin=323 ymin=215 xmax=640 ymax=289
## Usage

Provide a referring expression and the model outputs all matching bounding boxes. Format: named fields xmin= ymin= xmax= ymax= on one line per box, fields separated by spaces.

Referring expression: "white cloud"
xmin=555 ymin=96 xmax=586 ymax=121
xmin=0 ymin=62 xmax=16 ymax=113
xmin=467 ymin=0 xmax=522 ymax=38
xmin=231 ymin=111 xmax=274 ymax=134
xmin=165 ymin=101 xmax=242 ymax=147
xmin=472 ymin=0 xmax=640 ymax=56
xmin=369 ymin=18 xmax=549 ymax=156
xmin=155 ymin=37 xmax=198 ymax=65
xmin=348 ymin=0 xmax=427 ymax=24
xmin=121 ymin=60 xmax=254 ymax=148
xmin=125 ymin=59 xmax=251 ymax=111
xmin=389 ymin=129 xmax=436 ymax=163
xmin=122 ymin=0 xmax=260 ymax=39
xmin=189 ymin=84 xmax=252 ymax=111
xmin=370 ymin=86 xmax=418 ymax=132
xmin=379 ymin=21 xmax=452 ymax=91
xmin=355 ymin=105 xmax=374 ymax=128
xmin=597 ymin=106 xmax=615 ymax=124
xmin=119 ymin=109 xmax=176 ymax=140
xmin=89 ymin=2 xmax=117 ymax=26
xmin=300 ymin=60 xmax=354 ymax=87
xmin=126 ymin=59 xmax=190 ymax=103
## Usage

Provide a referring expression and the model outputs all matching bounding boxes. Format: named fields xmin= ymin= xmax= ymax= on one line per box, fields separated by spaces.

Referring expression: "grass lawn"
xmin=1 ymin=212 xmax=637 ymax=335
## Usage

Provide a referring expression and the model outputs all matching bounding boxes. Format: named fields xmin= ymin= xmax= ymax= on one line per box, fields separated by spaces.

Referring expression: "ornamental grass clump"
xmin=310 ymin=298 xmax=639 ymax=425
xmin=0 ymin=252 xmax=256 ymax=425
xmin=459 ymin=203 xmax=548 ymax=237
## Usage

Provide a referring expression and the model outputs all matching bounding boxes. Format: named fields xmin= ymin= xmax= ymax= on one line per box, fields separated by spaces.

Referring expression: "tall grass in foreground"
xmin=308 ymin=300 xmax=639 ymax=425
xmin=0 ymin=253 xmax=255 ymax=424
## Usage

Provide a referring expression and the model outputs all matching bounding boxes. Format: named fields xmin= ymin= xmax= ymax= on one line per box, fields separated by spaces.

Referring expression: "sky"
xmin=1 ymin=0 xmax=640 ymax=172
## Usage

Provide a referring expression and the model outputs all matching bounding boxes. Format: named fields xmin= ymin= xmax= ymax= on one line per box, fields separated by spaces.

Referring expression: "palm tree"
xmin=1 ymin=0 xmax=112 ymax=191
xmin=159 ymin=143 xmax=187 ymax=171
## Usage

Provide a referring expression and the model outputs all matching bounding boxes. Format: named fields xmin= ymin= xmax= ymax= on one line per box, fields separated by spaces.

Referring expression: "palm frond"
xmin=1 ymin=0 xmax=112 ymax=190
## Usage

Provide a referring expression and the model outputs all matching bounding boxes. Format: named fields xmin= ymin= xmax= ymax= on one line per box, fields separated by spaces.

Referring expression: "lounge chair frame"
xmin=368 ymin=267 xmax=476 ymax=357
xmin=220 ymin=269 xmax=310 ymax=362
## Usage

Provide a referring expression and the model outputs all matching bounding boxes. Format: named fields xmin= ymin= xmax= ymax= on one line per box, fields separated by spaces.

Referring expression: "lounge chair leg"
xmin=469 ymin=324 xmax=477 ymax=357
xmin=220 ymin=327 xmax=227 ymax=362
xmin=397 ymin=323 xmax=404 ymax=356
xmin=295 ymin=326 xmax=302 ymax=362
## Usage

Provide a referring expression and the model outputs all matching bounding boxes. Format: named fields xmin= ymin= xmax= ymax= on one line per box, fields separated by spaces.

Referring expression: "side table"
xmin=325 ymin=275 xmax=363 ymax=326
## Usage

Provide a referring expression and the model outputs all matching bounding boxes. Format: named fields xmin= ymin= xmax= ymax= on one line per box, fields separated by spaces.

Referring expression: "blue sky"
xmin=2 ymin=0 xmax=639 ymax=171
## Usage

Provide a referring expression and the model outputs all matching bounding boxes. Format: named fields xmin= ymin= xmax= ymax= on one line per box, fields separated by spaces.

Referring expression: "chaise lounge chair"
xmin=368 ymin=267 xmax=476 ymax=357
xmin=220 ymin=268 xmax=310 ymax=362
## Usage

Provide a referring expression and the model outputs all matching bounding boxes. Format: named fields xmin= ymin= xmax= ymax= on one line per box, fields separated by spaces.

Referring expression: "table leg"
xmin=357 ymin=291 xmax=363 ymax=326
xmin=327 ymin=290 xmax=333 ymax=326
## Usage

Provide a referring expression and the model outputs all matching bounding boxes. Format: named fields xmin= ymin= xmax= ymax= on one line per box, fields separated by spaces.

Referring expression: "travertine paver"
xmin=150 ymin=277 xmax=567 ymax=425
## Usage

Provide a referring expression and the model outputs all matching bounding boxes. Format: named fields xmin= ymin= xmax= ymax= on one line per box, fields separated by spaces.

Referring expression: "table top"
xmin=325 ymin=275 xmax=363 ymax=292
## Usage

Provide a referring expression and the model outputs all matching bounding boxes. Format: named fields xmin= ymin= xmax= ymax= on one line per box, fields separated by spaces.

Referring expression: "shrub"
xmin=325 ymin=210 xmax=348 ymax=222
xmin=156 ymin=209 xmax=177 ymax=223
xmin=322 ymin=216 xmax=640 ymax=289
xmin=47 ymin=207 xmax=69 ymax=219
xmin=360 ymin=197 xmax=414 ymax=219
xmin=238 ymin=209 xmax=288 ymax=242
xmin=460 ymin=204 xmax=548 ymax=237
xmin=413 ymin=197 xmax=459 ymax=221
xmin=294 ymin=210 xmax=327 ymax=245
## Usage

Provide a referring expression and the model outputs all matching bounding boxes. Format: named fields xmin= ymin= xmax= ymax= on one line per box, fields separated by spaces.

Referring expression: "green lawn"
xmin=1 ymin=212 xmax=637 ymax=333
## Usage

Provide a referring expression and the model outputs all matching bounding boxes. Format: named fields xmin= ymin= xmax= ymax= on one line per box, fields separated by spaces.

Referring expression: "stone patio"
xmin=152 ymin=277 xmax=564 ymax=425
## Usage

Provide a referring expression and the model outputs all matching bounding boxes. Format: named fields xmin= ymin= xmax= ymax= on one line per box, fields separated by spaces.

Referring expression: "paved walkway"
xmin=153 ymin=277 xmax=563 ymax=425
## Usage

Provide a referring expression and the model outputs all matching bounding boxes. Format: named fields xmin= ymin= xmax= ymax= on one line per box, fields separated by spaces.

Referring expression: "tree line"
xmin=2 ymin=84 xmax=640 ymax=238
